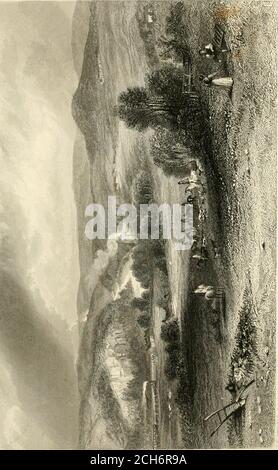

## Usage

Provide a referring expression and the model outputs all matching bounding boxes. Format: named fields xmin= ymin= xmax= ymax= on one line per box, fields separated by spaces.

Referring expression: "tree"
xmin=156 ymin=269 xmax=171 ymax=309
xmin=131 ymin=297 xmax=150 ymax=311
xmin=158 ymin=2 xmax=189 ymax=63
xmin=150 ymin=128 xmax=198 ymax=176
xmin=146 ymin=64 xmax=185 ymax=111
xmin=164 ymin=345 xmax=181 ymax=381
xmin=161 ymin=319 xmax=180 ymax=343
xmin=133 ymin=170 xmax=154 ymax=205
xmin=141 ymin=290 xmax=151 ymax=301
xmin=137 ymin=312 xmax=151 ymax=329
xmin=158 ymin=36 xmax=189 ymax=63
xmin=117 ymin=87 xmax=153 ymax=131
xmin=132 ymin=241 xmax=152 ymax=289
xmin=165 ymin=2 xmax=187 ymax=38
xmin=117 ymin=64 xmax=186 ymax=131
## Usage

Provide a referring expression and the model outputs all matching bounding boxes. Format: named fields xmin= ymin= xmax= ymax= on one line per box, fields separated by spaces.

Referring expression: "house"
xmin=144 ymin=6 xmax=155 ymax=28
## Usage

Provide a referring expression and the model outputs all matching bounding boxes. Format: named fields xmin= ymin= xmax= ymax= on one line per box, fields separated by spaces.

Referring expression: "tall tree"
xmin=158 ymin=2 xmax=189 ymax=63
xmin=150 ymin=128 xmax=197 ymax=176
xmin=117 ymin=64 xmax=185 ymax=131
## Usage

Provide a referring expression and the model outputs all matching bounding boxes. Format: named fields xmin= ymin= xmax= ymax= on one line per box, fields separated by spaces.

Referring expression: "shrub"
xmin=161 ymin=319 xmax=180 ymax=343
xmin=137 ymin=312 xmax=151 ymax=329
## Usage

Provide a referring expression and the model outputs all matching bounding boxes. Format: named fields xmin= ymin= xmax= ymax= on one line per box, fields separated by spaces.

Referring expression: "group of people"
xmin=177 ymin=160 xmax=209 ymax=265
xmin=178 ymin=160 xmax=206 ymax=204
xmin=177 ymin=157 xmax=222 ymax=266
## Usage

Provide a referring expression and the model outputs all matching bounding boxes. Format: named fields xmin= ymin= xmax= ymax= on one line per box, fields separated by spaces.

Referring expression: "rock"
xmin=259 ymin=428 xmax=262 ymax=435
xmin=260 ymin=436 xmax=264 ymax=444
xmin=258 ymin=405 xmax=262 ymax=415
xmin=264 ymin=346 xmax=269 ymax=356
xmin=257 ymin=396 xmax=261 ymax=404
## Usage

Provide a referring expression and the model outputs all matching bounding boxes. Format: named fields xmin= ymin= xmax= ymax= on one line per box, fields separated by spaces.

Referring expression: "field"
xmin=149 ymin=0 xmax=277 ymax=448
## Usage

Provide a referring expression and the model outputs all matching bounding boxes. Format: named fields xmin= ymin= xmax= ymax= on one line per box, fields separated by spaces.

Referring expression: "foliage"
xmin=117 ymin=64 xmax=186 ymax=131
xmin=97 ymin=369 xmax=127 ymax=441
xmin=161 ymin=319 xmax=180 ymax=343
xmin=161 ymin=319 xmax=183 ymax=381
xmin=228 ymin=287 xmax=257 ymax=389
xmin=137 ymin=312 xmax=151 ymax=329
xmin=131 ymin=296 xmax=150 ymax=311
xmin=158 ymin=2 xmax=189 ymax=62
xmin=151 ymin=239 xmax=168 ymax=274
xmin=132 ymin=240 xmax=152 ymax=289
xmin=165 ymin=2 xmax=187 ymax=38
xmin=117 ymin=87 xmax=153 ymax=131
xmin=150 ymin=127 xmax=199 ymax=176
xmin=161 ymin=319 xmax=182 ymax=381
xmin=144 ymin=328 xmax=151 ymax=350
xmin=156 ymin=269 xmax=171 ymax=310
xmin=123 ymin=377 xmax=143 ymax=401
xmin=164 ymin=342 xmax=182 ymax=380
xmin=133 ymin=170 xmax=154 ymax=206
xmin=146 ymin=64 xmax=185 ymax=110
xmin=175 ymin=362 xmax=194 ymax=447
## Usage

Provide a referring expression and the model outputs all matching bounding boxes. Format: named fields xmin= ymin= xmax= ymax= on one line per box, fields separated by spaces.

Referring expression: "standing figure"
xmin=199 ymin=25 xmax=230 ymax=61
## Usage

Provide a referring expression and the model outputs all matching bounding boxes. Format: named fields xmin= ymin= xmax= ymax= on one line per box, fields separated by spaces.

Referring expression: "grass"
xmin=227 ymin=287 xmax=257 ymax=391
xmin=226 ymin=286 xmax=257 ymax=446
xmin=138 ymin=0 xmax=276 ymax=448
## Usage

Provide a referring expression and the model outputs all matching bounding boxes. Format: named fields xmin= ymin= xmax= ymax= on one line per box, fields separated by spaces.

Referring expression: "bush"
xmin=137 ymin=312 xmax=151 ymax=329
xmin=164 ymin=340 xmax=181 ymax=381
xmin=131 ymin=296 xmax=150 ymax=311
xmin=144 ymin=329 xmax=151 ymax=350
xmin=133 ymin=170 xmax=154 ymax=206
xmin=150 ymin=127 xmax=199 ymax=177
xmin=161 ymin=319 xmax=180 ymax=343
xmin=132 ymin=241 xmax=152 ymax=289
xmin=228 ymin=287 xmax=257 ymax=389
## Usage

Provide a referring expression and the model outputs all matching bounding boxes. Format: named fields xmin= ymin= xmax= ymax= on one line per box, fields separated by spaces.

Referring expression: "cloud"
xmin=0 ymin=1 xmax=79 ymax=449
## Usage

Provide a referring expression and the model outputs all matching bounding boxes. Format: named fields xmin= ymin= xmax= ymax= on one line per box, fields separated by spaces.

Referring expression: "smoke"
xmin=84 ymin=239 xmax=118 ymax=297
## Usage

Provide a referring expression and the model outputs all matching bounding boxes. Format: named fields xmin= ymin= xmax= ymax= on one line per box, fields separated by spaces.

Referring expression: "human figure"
xmin=186 ymin=194 xmax=195 ymax=204
xmin=199 ymin=43 xmax=215 ymax=59
xmin=200 ymin=72 xmax=233 ymax=90
xmin=199 ymin=24 xmax=230 ymax=61
xmin=192 ymin=246 xmax=209 ymax=265
xmin=211 ymin=239 xmax=221 ymax=258
xmin=199 ymin=42 xmax=230 ymax=59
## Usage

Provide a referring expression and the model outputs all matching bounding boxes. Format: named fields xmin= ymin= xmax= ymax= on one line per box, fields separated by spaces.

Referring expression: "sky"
xmin=0 ymin=1 xmax=81 ymax=449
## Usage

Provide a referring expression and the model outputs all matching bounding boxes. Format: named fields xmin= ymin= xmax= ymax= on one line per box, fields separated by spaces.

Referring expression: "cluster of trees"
xmin=132 ymin=240 xmax=153 ymax=289
xmin=161 ymin=319 xmax=182 ymax=381
xmin=156 ymin=266 xmax=171 ymax=310
xmin=150 ymin=127 xmax=200 ymax=177
xmin=161 ymin=318 xmax=193 ymax=445
xmin=133 ymin=169 xmax=154 ymax=206
xmin=132 ymin=291 xmax=152 ymax=330
xmin=228 ymin=287 xmax=257 ymax=389
xmin=117 ymin=64 xmax=185 ymax=132
xmin=161 ymin=319 xmax=180 ymax=342
xmin=116 ymin=1 xmax=207 ymax=178
xmin=158 ymin=2 xmax=189 ymax=63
